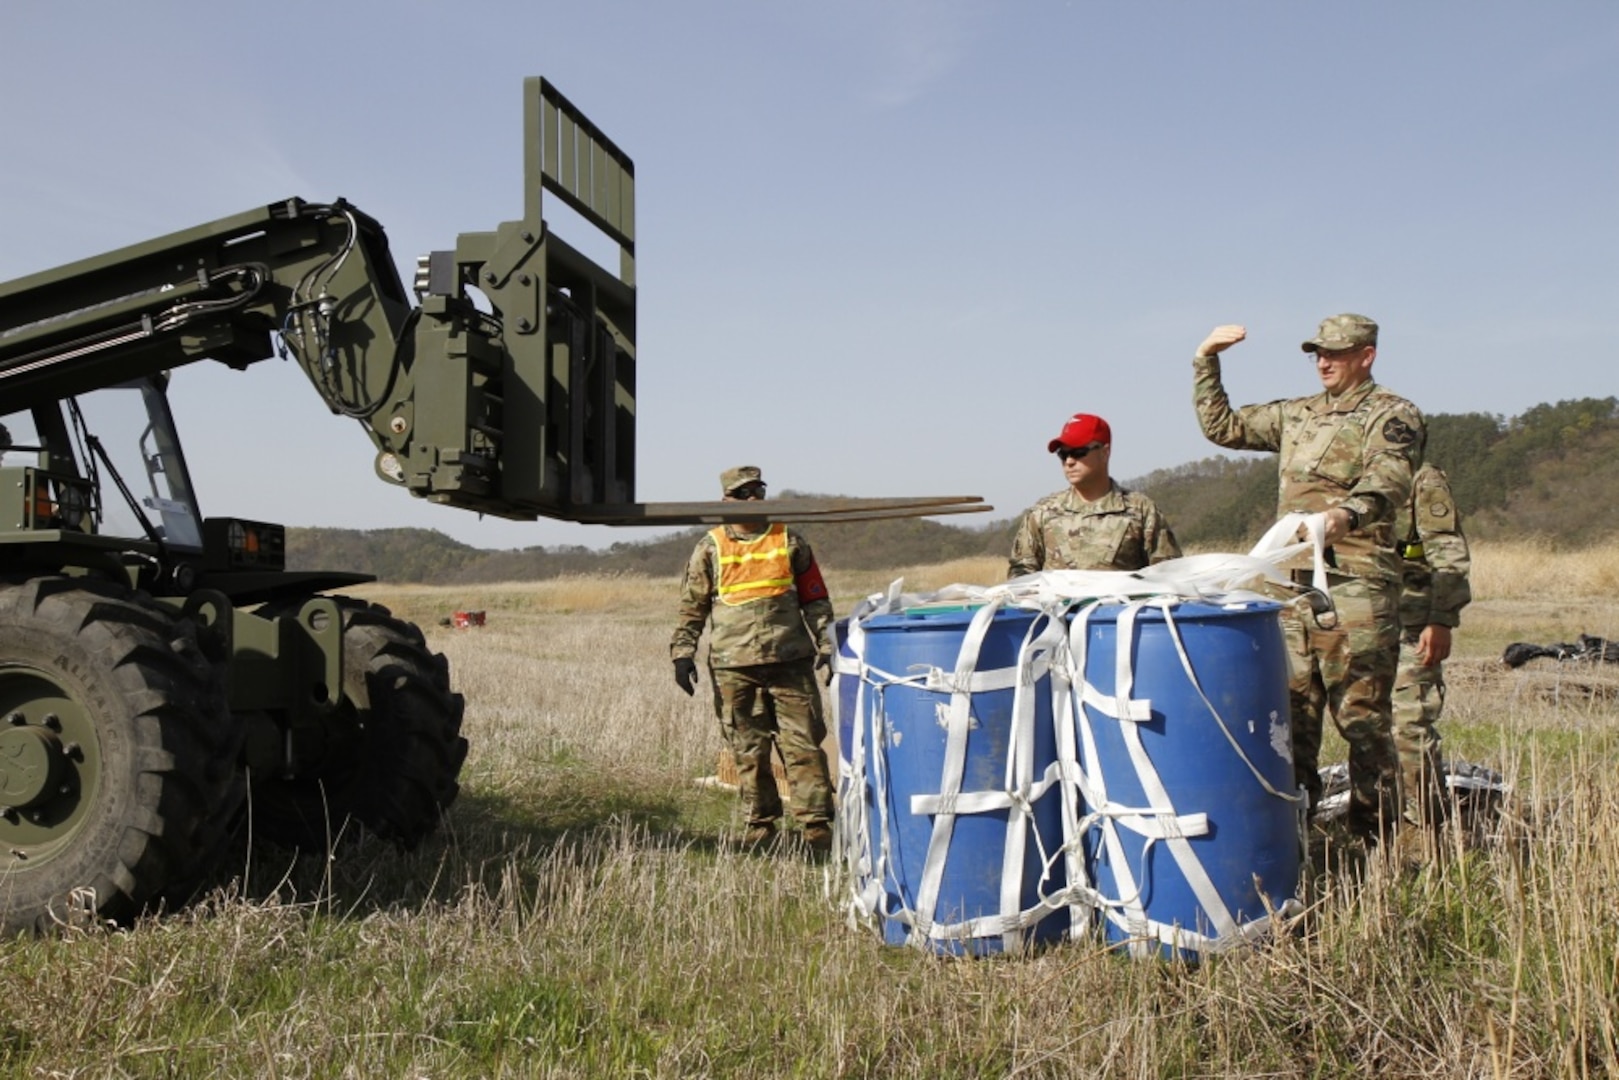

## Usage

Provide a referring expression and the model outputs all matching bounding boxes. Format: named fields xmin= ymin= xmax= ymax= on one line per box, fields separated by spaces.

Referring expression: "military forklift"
xmin=0 ymin=78 xmax=984 ymax=932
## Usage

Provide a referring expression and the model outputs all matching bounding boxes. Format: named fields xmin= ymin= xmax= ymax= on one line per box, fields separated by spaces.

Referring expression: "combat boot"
xmin=1345 ymin=805 xmax=1395 ymax=848
xmin=741 ymin=822 xmax=776 ymax=850
xmin=802 ymin=823 xmax=833 ymax=853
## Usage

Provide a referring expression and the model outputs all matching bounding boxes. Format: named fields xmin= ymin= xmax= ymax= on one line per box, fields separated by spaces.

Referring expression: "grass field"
xmin=1 ymin=542 xmax=1616 ymax=1077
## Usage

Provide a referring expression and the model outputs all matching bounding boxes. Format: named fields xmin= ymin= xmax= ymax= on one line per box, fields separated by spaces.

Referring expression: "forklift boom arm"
xmin=0 ymin=78 xmax=986 ymax=526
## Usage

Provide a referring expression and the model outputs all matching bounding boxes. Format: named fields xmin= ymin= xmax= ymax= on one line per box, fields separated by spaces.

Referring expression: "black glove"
xmin=673 ymin=657 xmax=698 ymax=696
xmin=814 ymin=653 xmax=834 ymax=686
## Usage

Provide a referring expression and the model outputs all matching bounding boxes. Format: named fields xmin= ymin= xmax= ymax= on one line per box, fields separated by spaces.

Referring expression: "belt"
xmin=1290 ymin=568 xmax=1355 ymax=590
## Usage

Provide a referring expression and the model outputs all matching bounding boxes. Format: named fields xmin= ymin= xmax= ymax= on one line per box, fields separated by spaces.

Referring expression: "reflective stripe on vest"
xmin=712 ymin=524 xmax=794 ymax=605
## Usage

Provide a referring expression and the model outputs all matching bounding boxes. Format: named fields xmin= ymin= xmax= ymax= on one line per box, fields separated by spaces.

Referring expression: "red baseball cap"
xmin=1047 ymin=413 xmax=1112 ymax=453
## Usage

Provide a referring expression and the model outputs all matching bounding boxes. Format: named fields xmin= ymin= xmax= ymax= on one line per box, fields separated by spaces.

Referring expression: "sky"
xmin=2 ymin=1 xmax=1615 ymax=551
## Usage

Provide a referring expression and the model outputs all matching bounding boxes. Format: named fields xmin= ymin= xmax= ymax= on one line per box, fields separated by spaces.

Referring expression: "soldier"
xmin=1393 ymin=462 xmax=1472 ymax=830
xmin=1008 ymin=412 xmax=1182 ymax=578
xmin=670 ymin=466 xmax=836 ymax=853
xmin=1192 ymin=315 xmax=1424 ymax=841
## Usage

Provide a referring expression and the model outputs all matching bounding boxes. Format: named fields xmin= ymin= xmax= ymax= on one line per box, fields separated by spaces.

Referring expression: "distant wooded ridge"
xmin=288 ymin=397 xmax=1619 ymax=583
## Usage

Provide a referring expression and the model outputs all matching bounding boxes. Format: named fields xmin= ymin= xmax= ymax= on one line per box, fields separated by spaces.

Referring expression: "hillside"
xmin=1125 ymin=397 xmax=1619 ymax=552
xmin=289 ymin=397 xmax=1619 ymax=581
xmin=288 ymin=512 xmax=1015 ymax=584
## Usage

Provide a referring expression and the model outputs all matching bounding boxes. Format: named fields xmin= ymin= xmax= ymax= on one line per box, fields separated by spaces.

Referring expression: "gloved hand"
xmin=673 ymin=657 xmax=698 ymax=696
xmin=814 ymin=652 xmax=834 ymax=686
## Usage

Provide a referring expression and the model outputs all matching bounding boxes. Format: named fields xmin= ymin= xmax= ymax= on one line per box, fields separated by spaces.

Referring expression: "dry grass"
xmin=0 ymin=540 xmax=1616 ymax=1076
xmin=359 ymin=573 xmax=680 ymax=621
xmin=1469 ymin=539 xmax=1619 ymax=601
xmin=827 ymin=556 xmax=1008 ymax=603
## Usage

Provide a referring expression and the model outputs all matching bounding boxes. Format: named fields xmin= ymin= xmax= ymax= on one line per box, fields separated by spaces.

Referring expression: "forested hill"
xmin=1139 ymin=397 xmax=1619 ymax=550
xmin=289 ymin=397 xmax=1619 ymax=583
xmin=286 ymin=514 xmax=1014 ymax=586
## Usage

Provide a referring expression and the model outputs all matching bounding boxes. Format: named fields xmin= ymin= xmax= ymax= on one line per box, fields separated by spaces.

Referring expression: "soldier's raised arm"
xmin=1197 ymin=324 xmax=1248 ymax=357
xmin=1192 ymin=324 xmax=1284 ymax=452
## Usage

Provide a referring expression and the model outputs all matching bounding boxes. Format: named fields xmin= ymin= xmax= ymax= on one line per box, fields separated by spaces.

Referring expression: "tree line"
xmin=288 ymin=397 xmax=1619 ymax=582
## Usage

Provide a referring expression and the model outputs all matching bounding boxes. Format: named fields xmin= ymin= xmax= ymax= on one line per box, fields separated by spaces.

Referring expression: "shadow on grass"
xmin=198 ymin=767 xmax=739 ymax=920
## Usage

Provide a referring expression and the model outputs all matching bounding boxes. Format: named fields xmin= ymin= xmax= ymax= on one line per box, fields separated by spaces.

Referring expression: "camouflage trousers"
xmin=1392 ymin=628 xmax=1448 ymax=827
xmin=711 ymin=659 xmax=834 ymax=828
xmin=1282 ymin=575 xmax=1402 ymax=831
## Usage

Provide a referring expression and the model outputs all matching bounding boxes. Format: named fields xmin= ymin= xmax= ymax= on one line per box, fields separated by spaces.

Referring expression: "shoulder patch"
xmin=1382 ymin=416 xmax=1417 ymax=445
xmin=1416 ymin=465 xmax=1455 ymax=520
xmin=1424 ymin=488 xmax=1463 ymax=524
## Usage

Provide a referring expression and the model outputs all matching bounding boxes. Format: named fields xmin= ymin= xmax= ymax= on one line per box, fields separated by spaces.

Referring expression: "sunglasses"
xmin=727 ymin=483 xmax=766 ymax=500
xmin=1055 ymin=443 xmax=1106 ymax=462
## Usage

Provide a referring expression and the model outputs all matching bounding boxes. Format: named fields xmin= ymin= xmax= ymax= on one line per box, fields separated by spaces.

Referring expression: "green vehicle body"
xmin=0 ymin=78 xmax=984 ymax=933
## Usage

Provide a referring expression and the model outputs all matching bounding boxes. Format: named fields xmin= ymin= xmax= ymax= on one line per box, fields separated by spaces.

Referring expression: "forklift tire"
xmin=248 ymin=600 xmax=466 ymax=852
xmin=0 ymin=576 xmax=241 ymax=934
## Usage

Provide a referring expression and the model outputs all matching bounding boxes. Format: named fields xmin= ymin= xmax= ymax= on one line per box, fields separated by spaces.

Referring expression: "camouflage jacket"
xmin=1395 ymin=463 xmax=1472 ymax=630
xmin=670 ymin=525 xmax=834 ymax=669
xmin=1193 ymin=355 xmax=1424 ymax=584
xmin=1007 ymin=482 xmax=1182 ymax=578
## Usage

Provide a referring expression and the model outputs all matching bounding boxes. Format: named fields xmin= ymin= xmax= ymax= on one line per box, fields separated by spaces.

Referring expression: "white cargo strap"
xmin=908 ymin=599 xmax=1003 ymax=947
xmin=831 ymin=616 xmax=873 ymax=925
xmin=835 ymin=587 xmax=906 ymax=932
xmin=1067 ymin=601 xmax=1154 ymax=950
xmin=839 ymin=524 xmax=1323 ymax=954
xmin=907 ymin=766 xmax=1065 ymax=815
xmin=1123 ymin=901 xmax=1302 ymax=955
xmin=1250 ymin=511 xmax=1331 ymax=593
xmin=896 ymin=510 xmax=1334 ymax=613
xmin=1094 ymin=600 xmax=1238 ymax=956
xmin=982 ymin=608 xmax=1064 ymax=952
xmin=834 ymin=592 xmax=949 ymax=939
xmin=1045 ymin=609 xmax=1096 ymax=937
xmin=1157 ymin=602 xmax=1298 ymax=800
xmin=841 ymin=596 xmax=1081 ymax=949
xmin=835 ymin=590 xmax=920 ymax=933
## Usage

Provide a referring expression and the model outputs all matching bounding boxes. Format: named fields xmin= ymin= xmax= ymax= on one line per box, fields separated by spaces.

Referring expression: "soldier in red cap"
xmin=670 ymin=466 xmax=837 ymax=854
xmin=1008 ymin=413 xmax=1182 ymax=577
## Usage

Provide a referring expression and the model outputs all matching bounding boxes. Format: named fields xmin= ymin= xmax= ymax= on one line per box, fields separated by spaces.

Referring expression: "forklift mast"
xmin=0 ymin=78 xmax=984 ymax=531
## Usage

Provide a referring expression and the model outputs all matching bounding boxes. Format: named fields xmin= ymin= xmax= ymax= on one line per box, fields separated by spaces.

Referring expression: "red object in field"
xmin=451 ymin=610 xmax=486 ymax=628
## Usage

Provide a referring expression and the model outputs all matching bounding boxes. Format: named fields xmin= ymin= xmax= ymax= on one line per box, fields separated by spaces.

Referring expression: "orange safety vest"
xmin=711 ymin=524 xmax=794 ymax=606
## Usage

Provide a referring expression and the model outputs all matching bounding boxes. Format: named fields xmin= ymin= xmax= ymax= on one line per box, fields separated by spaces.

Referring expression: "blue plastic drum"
xmin=851 ymin=604 xmax=1070 ymax=956
xmin=1069 ymin=599 xmax=1298 ymax=959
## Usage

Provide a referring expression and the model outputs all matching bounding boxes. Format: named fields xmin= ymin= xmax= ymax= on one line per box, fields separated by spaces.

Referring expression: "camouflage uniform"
xmin=1193 ymin=343 xmax=1424 ymax=832
xmin=671 ymin=519 xmax=835 ymax=832
xmin=1392 ymin=463 xmax=1471 ymax=826
xmin=1007 ymin=482 xmax=1182 ymax=577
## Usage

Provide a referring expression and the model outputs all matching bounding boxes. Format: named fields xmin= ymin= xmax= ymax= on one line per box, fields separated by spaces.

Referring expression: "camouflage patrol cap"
xmin=1301 ymin=313 xmax=1379 ymax=353
xmin=720 ymin=465 xmax=765 ymax=495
